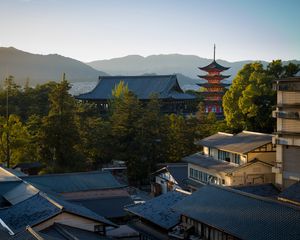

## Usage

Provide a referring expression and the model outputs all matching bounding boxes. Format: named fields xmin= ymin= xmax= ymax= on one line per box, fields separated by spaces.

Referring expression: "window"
xmin=190 ymin=168 xmax=222 ymax=185
xmin=232 ymin=154 xmax=240 ymax=164
xmin=218 ymin=150 xmax=230 ymax=161
xmin=189 ymin=168 xmax=194 ymax=178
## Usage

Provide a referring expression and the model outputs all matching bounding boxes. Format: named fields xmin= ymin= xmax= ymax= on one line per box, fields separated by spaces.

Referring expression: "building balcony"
xmin=168 ymin=223 xmax=197 ymax=240
xmin=273 ymin=82 xmax=300 ymax=92
xmin=272 ymin=110 xmax=300 ymax=120
xmin=272 ymin=166 xmax=282 ymax=174
xmin=272 ymin=134 xmax=300 ymax=146
xmin=272 ymin=161 xmax=282 ymax=174
xmin=277 ymin=103 xmax=300 ymax=109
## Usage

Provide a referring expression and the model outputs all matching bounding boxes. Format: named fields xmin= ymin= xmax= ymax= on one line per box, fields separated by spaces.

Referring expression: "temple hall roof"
xmin=76 ymin=75 xmax=195 ymax=101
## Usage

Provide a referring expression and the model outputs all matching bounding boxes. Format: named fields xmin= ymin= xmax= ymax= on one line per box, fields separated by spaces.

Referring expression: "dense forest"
xmin=0 ymin=76 xmax=224 ymax=184
xmin=0 ymin=60 xmax=298 ymax=184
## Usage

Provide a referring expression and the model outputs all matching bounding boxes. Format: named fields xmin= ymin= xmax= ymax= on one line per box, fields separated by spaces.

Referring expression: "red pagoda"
xmin=198 ymin=45 xmax=230 ymax=118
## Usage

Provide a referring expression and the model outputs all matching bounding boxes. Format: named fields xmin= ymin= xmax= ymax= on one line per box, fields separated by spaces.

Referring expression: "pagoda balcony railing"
xmin=272 ymin=110 xmax=300 ymax=120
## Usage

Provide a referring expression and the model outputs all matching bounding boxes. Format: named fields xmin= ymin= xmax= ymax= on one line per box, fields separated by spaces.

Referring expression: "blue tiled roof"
xmin=125 ymin=191 xmax=188 ymax=230
xmin=71 ymin=196 xmax=134 ymax=218
xmin=41 ymin=223 xmax=113 ymax=240
xmin=166 ymin=165 xmax=188 ymax=188
xmin=22 ymin=171 xmax=124 ymax=193
xmin=48 ymin=194 xmax=117 ymax=227
xmin=233 ymin=183 xmax=280 ymax=198
xmin=279 ymin=181 xmax=300 ymax=204
xmin=173 ymin=185 xmax=300 ymax=240
xmin=0 ymin=192 xmax=117 ymax=234
xmin=0 ymin=194 xmax=60 ymax=233
xmin=76 ymin=75 xmax=195 ymax=101
xmin=10 ymin=228 xmax=62 ymax=240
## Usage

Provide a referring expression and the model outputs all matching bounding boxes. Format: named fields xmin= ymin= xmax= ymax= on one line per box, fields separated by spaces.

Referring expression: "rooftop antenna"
xmin=213 ymin=44 xmax=216 ymax=61
xmin=62 ymin=72 xmax=66 ymax=81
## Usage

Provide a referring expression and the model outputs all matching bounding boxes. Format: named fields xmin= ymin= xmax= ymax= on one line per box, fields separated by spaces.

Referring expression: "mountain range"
xmin=87 ymin=54 xmax=300 ymax=87
xmin=0 ymin=47 xmax=299 ymax=88
xmin=0 ymin=47 xmax=107 ymax=86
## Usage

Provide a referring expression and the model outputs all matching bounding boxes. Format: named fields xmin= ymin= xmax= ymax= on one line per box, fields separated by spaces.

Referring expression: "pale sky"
xmin=0 ymin=0 xmax=299 ymax=62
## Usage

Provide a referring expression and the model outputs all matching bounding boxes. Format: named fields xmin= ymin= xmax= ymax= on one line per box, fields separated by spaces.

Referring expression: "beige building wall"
xmin=248 ymin=152 xmax=276 ymax=165
xmin=34 ymin=212 xmax=103 ymax=232
xmin=230 ymin=163 xmax=275 ymax=186
xmin=188 ymin=162 xmax=274 ymax=187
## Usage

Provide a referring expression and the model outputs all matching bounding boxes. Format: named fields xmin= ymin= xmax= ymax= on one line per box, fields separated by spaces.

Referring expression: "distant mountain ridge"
xmin=88 ymin=54 xmax=300 ymax=86
xmin=0 ymin=47 xmax=107 ymax=85
xmin=0 ymin=47 xmax=298 ymax=88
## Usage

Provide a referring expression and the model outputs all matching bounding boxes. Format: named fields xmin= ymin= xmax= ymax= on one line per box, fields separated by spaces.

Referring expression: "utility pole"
xmin=6 ymin=77 xmax=10 ymax=168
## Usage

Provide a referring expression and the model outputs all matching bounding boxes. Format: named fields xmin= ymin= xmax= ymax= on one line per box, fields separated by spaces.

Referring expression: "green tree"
xmin=223 ymin=60 xmax=299 ymax=132
xmin=0 ymin=114 xmax=32 ymax=167
xmin=223 ymin=62 xmax=275 ymax=132
xmin=75 ymin=101 xmax=111 ymax=169
xmin=39 ymin=79 xmax=83 ymax=172
xmin=109 ymin=83 xmax=144 ymax=183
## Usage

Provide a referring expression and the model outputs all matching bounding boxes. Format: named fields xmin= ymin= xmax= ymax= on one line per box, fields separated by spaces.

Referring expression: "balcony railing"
xmin=273 ymin=83 xmax=300 ymax=91
xmin=273 ymin=111 xmax=300 ymax=120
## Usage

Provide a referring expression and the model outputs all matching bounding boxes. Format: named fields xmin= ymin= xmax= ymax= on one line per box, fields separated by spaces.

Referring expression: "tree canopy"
xmin=223 ymin=61 xmax=300 ymax=132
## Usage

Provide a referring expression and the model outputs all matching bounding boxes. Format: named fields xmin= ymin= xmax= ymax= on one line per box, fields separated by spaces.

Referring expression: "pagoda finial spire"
xmin=213 ymin=44 xmax=216 ymax=61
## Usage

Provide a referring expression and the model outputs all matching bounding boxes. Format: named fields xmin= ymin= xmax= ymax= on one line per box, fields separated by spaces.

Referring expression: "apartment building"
xmin=272 ymin=77 xmax=300 ymax=188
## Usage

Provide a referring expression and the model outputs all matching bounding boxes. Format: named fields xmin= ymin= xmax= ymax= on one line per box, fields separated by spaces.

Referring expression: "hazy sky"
xmin=0 ymin=0 xmax=299 ymax=62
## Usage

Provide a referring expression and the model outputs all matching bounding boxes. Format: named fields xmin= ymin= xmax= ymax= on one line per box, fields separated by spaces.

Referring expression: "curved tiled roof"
xmin=76 ymin=75 xmax=195 ymax=101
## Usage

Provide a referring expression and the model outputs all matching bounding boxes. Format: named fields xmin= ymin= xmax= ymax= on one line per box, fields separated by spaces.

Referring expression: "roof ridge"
xmin=99 ymin=74 xmax=177 ymax=79
xmin=242 ymin=130 xmax=273 ymax=136
xmin=22 ymin=170 xmax=108 ymax=178
xmin=217 ymin=132 xmax=234 ymax=136
xmin=39 ymin=192 xmax=64 ymax=210
xmin=0 ymin=167 xmax=23 ymax=181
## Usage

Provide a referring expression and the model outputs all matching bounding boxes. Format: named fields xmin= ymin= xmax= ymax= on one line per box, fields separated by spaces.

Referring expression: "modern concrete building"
xmin=272 ymin=77 xmax=300 ymax=189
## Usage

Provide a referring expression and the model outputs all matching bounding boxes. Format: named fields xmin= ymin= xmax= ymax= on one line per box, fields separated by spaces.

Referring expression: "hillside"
xmin=0 ymin=47 xmax=107 ymax=86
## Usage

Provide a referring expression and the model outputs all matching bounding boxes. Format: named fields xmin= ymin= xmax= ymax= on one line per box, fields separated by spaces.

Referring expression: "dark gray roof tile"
xmin=173 ymin=185 xmax=300 ymax=240
xmin=71 ymin=196 xmax=134 ymax=218
xmin=183 ymin=153 xmax=236 ymax=172
xmin=197 ymin=131 xmax=273 ymax=154
xmin=22 ymin=171 xmax=124 ymax=193
xmin=233 ymin=183 xmax=280 ymax=198
xmin=0 ymin=194 xmax=60 ymax=233
xmin=126 ymin=191 xmax=188 ymax=230
xmin=279 ymin=181 xmax=300 ymax=204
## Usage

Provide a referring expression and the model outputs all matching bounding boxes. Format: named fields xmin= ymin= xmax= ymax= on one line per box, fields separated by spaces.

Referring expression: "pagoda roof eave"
xmin=200 ymin=91 xmax=226 ymax=95
xmin=199 ymin=60 xmax=230 ymax=72
xmin=197 ymin=75 xmax=231 ymax=79
xmin=197 ymin=83 xmax=231 ymax=87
